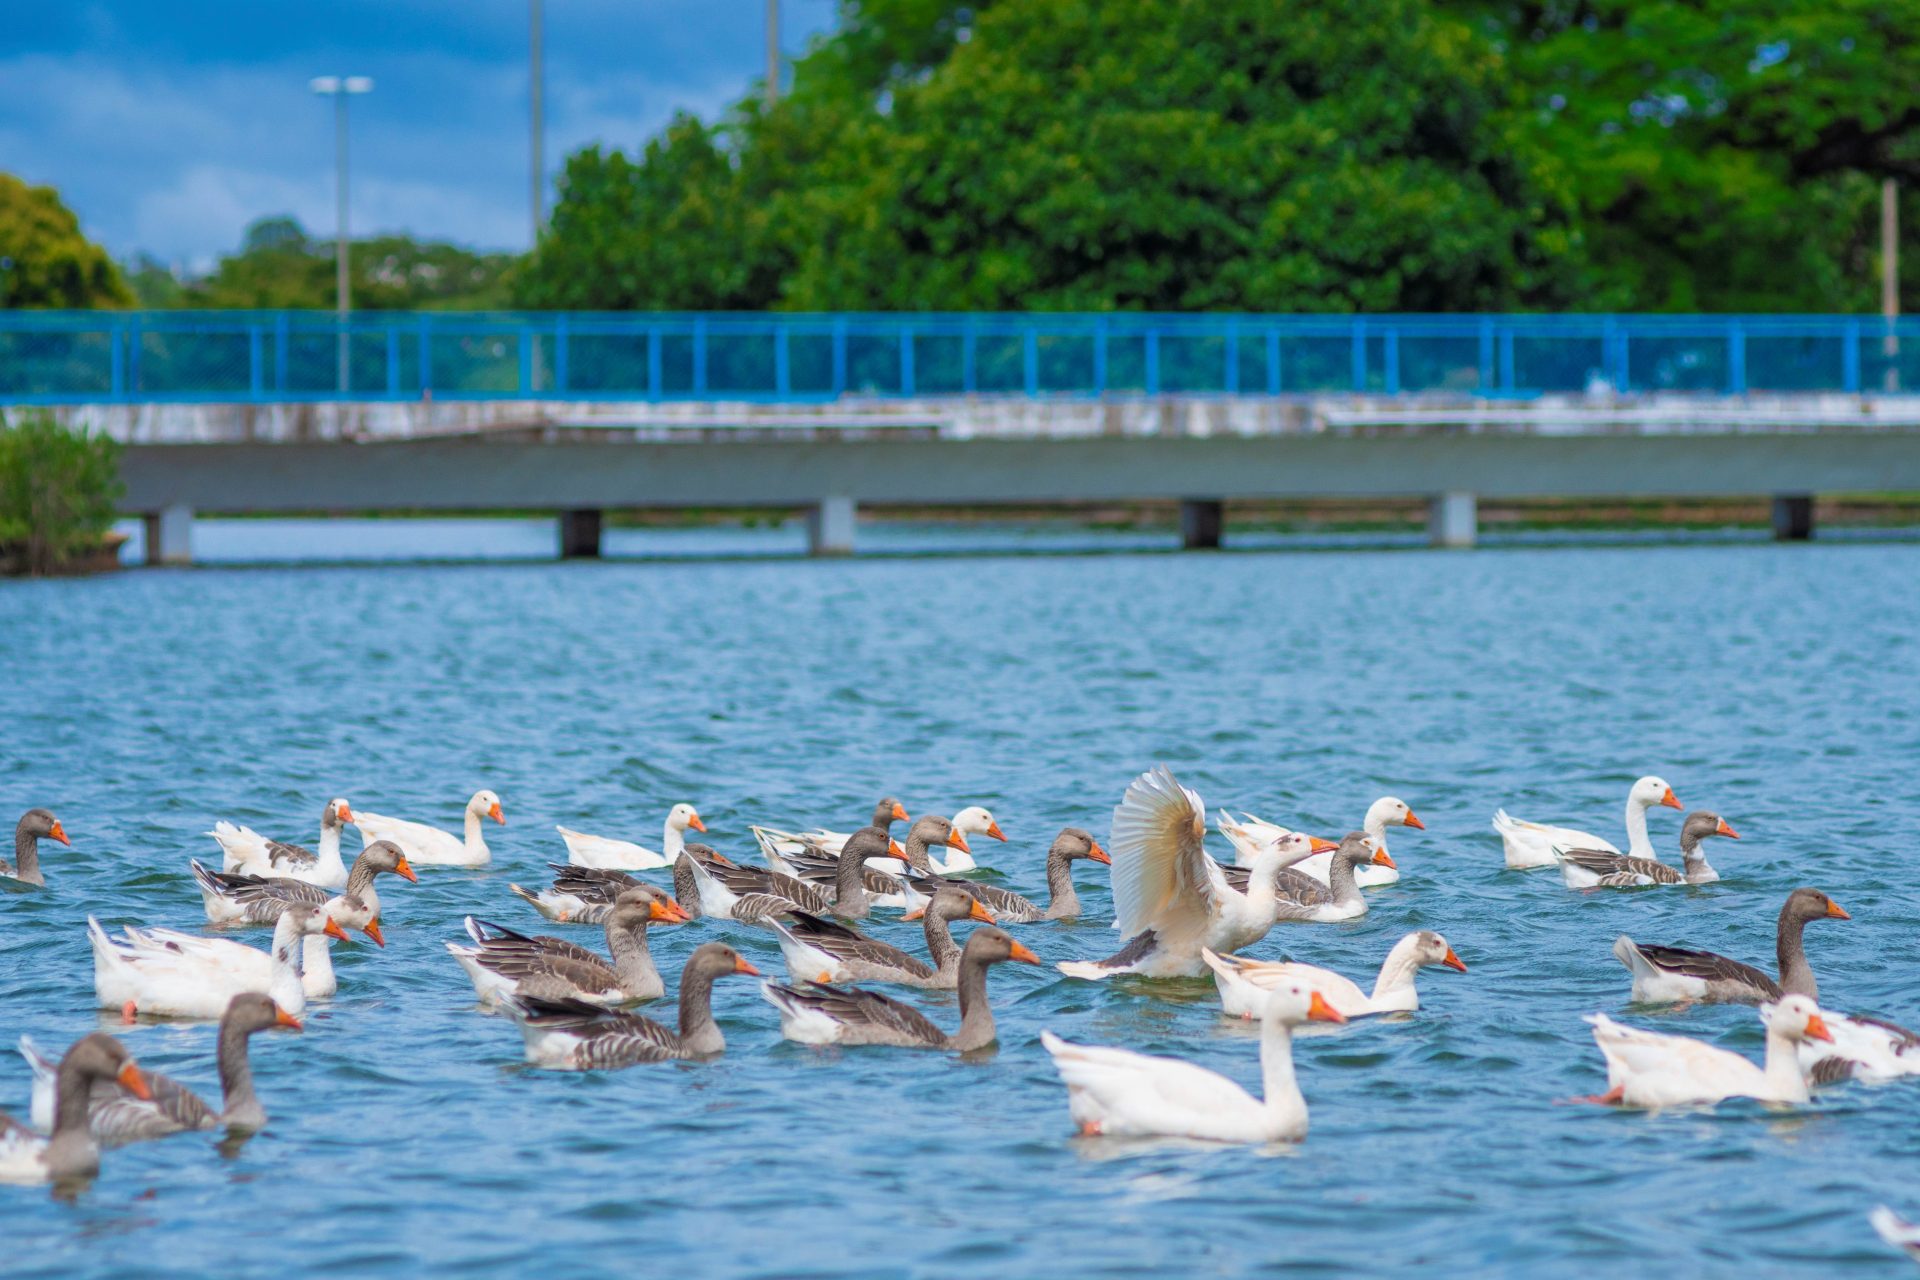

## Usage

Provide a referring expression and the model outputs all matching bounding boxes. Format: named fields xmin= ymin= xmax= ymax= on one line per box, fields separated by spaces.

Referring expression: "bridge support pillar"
xmin=809 ymin=496 xmax=857 ymax=556
xmin=559 ymin=508 xmax=603 ymax=558
xmin=1428 ymin=491 xmax=1477 ymax=549
xmin=144 ymin=503 xmax=193 ymax=566
xmin=1772 ymin=494 xmax=1814 ymax=541
xmin=1180 ymin=499 xmax=1224 ymax=550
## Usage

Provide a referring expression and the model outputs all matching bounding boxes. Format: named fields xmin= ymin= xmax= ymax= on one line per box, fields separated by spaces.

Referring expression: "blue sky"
xmin=3 ymin=1 xmax=838 ymax=267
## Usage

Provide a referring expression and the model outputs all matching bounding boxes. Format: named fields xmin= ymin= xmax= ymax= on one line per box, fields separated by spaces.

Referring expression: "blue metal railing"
xmin=1 ymin=310 xmax=1916 ymax=404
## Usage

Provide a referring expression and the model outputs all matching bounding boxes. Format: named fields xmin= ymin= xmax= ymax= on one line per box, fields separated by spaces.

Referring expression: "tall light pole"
xmin=1884 ymin=178 xmax=1900 ymax=392
xmin=766 ymin=0 xmax=779 ymax=105
xmin=311 ymin=75 xmax=373 ymax=393
xmin=531 ymin=0 xmax=544 ymax=242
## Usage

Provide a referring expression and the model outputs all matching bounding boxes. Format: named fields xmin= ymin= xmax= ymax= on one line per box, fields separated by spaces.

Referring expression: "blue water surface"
xmin=1 ymin=533 xmax=1916 ymax=1277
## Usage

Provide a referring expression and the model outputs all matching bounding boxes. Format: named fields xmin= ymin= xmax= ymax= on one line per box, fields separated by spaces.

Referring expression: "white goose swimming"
xmin=355 ymin=789 xmax=505 ymax=868
xmin=1578 ymin=995 xmax=1832 ymax=1108
xmin=90 ymin=904 xmax=349 ymax=1020
xmin=1040 ymin=981 xmax=1345 ymax=1142
xmin=208 ymin=798 xmax=354 ymax=887
xmin=556 ymin=803 xmax=705 ymax=871
xmin=1217 ymin=796 xmax=1423 ymax=887
xmin=1493 ymin=775 xmax=1680 ymax=870
xmin=1056 ymin=766 xmax=1316 ymax=980
xmin=1201 ymin=931 xmax=1466 ymax=1020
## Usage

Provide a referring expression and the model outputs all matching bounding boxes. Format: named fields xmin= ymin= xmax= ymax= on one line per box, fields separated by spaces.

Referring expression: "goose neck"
xmin=1777 ymin=912 xmax=1818 ymax=999
xmin=1763 ymin=1025 xmax=1813 ymax=1102
xmin=12 ymin=821 xmax=42 ymax=886
xmin=217 ymin=1019 xmax=266 ymax=1129
xmin=950 ymin=954 xmax=998 ymax=1052
xmin=607 ymin=919 xmax=661 ymax=996
xmin=676 ymin=964 xmax=723 ymax=1054
xmin=1043 ymin=850 xmax=1080 ymax=919
xmin=1623 ymin=796 xmax=1655 ymax=858
xmin=1258 ymin=1015 xmax=1307 ymax=1127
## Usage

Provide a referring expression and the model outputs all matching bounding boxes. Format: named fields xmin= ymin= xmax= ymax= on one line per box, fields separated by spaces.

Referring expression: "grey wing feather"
xmin=1634 ymin=944 xmax=1782 ymax=997
xmin=788 ymin=912 xmax=931 ymax=977
xmin=515 ymin=997 xmax=684 ymax=1066
xmin=265 ymin=840 xmax=317 ymax=871
xmin=772 ymin=981 xmax=946 ymax=1046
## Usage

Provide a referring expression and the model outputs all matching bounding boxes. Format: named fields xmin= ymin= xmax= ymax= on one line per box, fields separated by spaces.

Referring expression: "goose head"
xmin=1262 ymin=982 xmax=1348 ymax=1027
xmin=666 ymin=803 xmax=706 ymax=834
xmin=961 ymin=926 xmax=1042 ymax=968
xmin=686 ymin=941 xmax=762 ymax=983
xmin=902 ymin=886 xmax=996 ymax=925
xmin=1782 ymin=887 xmax=1849 ymax=926
xmin=226 ymin=990 xmax=306 ymax=1034
xmin=1398 ymin=930 xmax=1468 ymax=974
xmin=951 ymin=806 xmax=1007 ymax=841
xmin=1366 ymin=797 xmax=1424 ymax=831
xmin=1765 ymin=994 xmax=1835 ymax=1043
xmin=63 ymin=1033 xmax=152 ymax=1101
xmin=611 ymin=885 xmax=692 ymax=927
xmin=912 ymin=814 xmax=971 ymax=855
xmin=1630 ymin=776 xmax=1683 ymax=812
xmin=1335 ymin=831 xmax=1395 ymax=872
xmin=287 ymin=903 xmax=354 ymax=944
xmin=363 ymin=839 xmax=418 ymax=883
xmin=873 ymin=797 xmax=910 ymax=828
xmin=1680 ymin=810 xmax=1739 ymax=857
xmin=19 ymin=808 xmax=69 ymax=847
xmin=469 ymin=790 xmax=506 ymax=825
xmin=322 ymin=798 xmax=354 ymax=831
xmin=1049 ymin=827 xmax=1111 ymax=865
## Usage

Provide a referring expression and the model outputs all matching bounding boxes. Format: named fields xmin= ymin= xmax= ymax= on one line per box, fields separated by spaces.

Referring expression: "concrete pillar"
xmin=1180 ymin=499 xmax=1224 ymax=550
xmin=1428 ymin=491 xmax=1477 ymax=549
xmin=558 ymin=508 xmax=603 ymax=558
xmin=808 ymin=495 xmax=857 ymax=556
xmin=144 ymin=503 xmax=194 ymax=566
xmin=1772 ymin=494 xmax=1814 ymax=541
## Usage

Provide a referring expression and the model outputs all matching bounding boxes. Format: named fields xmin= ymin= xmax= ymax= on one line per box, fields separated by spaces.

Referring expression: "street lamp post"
xmin=766 ymin=0 xmax=779 ymax=105
xmin=311 ymin=75 xmax=373 ymax=394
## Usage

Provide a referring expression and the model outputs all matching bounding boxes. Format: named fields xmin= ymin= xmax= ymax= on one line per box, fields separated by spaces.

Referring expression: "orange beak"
xmin=945 ymin=830 xmax=972 ymax=854
xmin=986 ymin=821 xmax=1007 ymax=841
xmin=969 ymin=900 xmax=997 ymax=923
xmin=1442 ymin=948 xmax=1467 ymax=973
xmin=1307 ymin=991 xmax=1347 ymax=1024
xmin=275 ymin=1005 xmax=305 ymax=1031
xmin=1661 ymin=788 xmax=1682 ymax=810
xmin=709 ymin=850 xmax=736 ymax=867
xmin=117 ymin=1062 xmax=153 ymax=1102
xmin=1087 ymin=841 xmax=1112 ymax=865
xmin=891 ymin=803 xmax=909 ymax=823
xmin=48 ymin=819 xmax=71 ymax=846
xmin=901 ymin=906 xmax=926 ymax=921
xmin=733 ymin=956 xmax=762 ymax=977
xmin=336 ymin=803 xmax=354 ymax=824
xmin=488 ymin=802 xmax=506 ymax=824
xmin=362 ymin=920 xmax=386 ymax=947
xmin=323 ymin=917 xmax=352 ymax=943
xmin=1370 ymin=849 xmax=1398 ymax=870
xmin=651 ymin=897 xmax=693 ymax=924
xmin=1827 ymin=900 xmax=1851 ymax=920
xmin=394 ymin=855 xmax=418 ymax=883
xmin=1307 ymin=835 xmax=1339 ymax=853
xmin=1716 ymin=818 xmax=1740 ymax=839
xmin=1402 ymin=810 xmax=1425 ymax=831
xmin=1008 ymin=940 xmax=1042 ymax=966
xmin=1805 ymin=1012 xmax=1835 ymax=1043
xmin=888 ymin=839 xmax=906 ymax=860
xmin=687 ymin=812 xmax=707 ymax=833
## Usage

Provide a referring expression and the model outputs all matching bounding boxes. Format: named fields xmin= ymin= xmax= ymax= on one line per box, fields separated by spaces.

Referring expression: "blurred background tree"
xmin=181 ymin=217 xmax=518 ymax=310
xmin=0 ymin=174 xmax=132 ymax=308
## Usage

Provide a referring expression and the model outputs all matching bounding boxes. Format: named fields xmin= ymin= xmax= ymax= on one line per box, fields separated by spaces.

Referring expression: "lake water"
xmin=2 ymin=536 xmax=1917 ymax=1277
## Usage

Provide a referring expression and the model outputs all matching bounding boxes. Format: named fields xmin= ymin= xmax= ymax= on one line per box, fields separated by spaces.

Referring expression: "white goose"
xmin=1493 ymin=775 xmax=1680 ymax=870
xmin=1217 ymin=796 xmax=1423 ymax=887
xmin=556 ymin=803 xmax=705 ymax=871
xmin=1782 ymin=1004 xmax=1920 ymax=1085
xmin=1040 ymin=981 xmax=1345 ymax=1142
xmin=208 ymin=798 xmax=354 ymax=888
xmin=355 ymin=789 xmax=504 ymax=868
xmin=90 ymin=905 xmax=349 ymax=1020
xmin=1056 ymin=766 xmax=1313 ymax=980
xmin=1201 ymin=931 xmax=1466 ymax=1020
xmin=1579 ymin=995 xmax=1832 ymax=1108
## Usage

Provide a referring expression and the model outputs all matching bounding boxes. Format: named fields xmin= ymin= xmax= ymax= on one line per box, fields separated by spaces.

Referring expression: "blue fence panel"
xmin=2 ymin=311 xmax=1918 ymax=403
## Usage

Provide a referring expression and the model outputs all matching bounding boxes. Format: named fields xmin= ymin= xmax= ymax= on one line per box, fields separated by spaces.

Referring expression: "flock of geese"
xmin=4 ymin=767 xmax=1919 ymax=1257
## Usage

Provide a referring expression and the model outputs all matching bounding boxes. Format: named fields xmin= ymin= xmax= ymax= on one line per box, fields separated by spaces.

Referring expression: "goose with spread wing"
xmin=1612 ymin=888 xmax=1849 ymax=1004
xmin=1056 ymin=766 xmax=1317 ymax=980
xmin=556 ymin=802 xmax=705 ymax=871
xmin=762 ymin=926 xmax=1039 ymax=1050
xmin=22 ymin=992 xmax=301 ymax=1144
xmin=501 ymin=943 xmax=760 ymax=1070
xmin=1555 ymin=810 xmax=1738 ymax=888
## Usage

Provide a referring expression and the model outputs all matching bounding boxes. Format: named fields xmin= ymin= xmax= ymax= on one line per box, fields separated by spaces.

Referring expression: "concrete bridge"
xmin=87 ymin=392 xmax=1920 ymax=563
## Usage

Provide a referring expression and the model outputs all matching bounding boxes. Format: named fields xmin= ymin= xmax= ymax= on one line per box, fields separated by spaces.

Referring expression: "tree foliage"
xmin=0 ymin=174 xmax=132 ymax=309
xmin=184 ymin=217 xmax=518 ymax=310
xmin=0 ymin=410 xmax=123 ymax=576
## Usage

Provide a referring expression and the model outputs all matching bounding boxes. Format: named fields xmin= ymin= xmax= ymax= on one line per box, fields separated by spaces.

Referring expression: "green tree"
xmin=184 ymin=217 xmax=519 ymax=310
xmin=0 ymin=409 xmax=124 ymax=576
xmin=0 ymin=174 xmax=132 ymax=309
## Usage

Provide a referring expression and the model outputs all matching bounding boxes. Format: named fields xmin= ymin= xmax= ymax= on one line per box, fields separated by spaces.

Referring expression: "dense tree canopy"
xmin=0 ymin=175 xmax=131 ymax=309
xmin=519 ymin=0 xmax=1920 ymax=313
xmin=179 ymin=218 xmax=517 ymax=310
